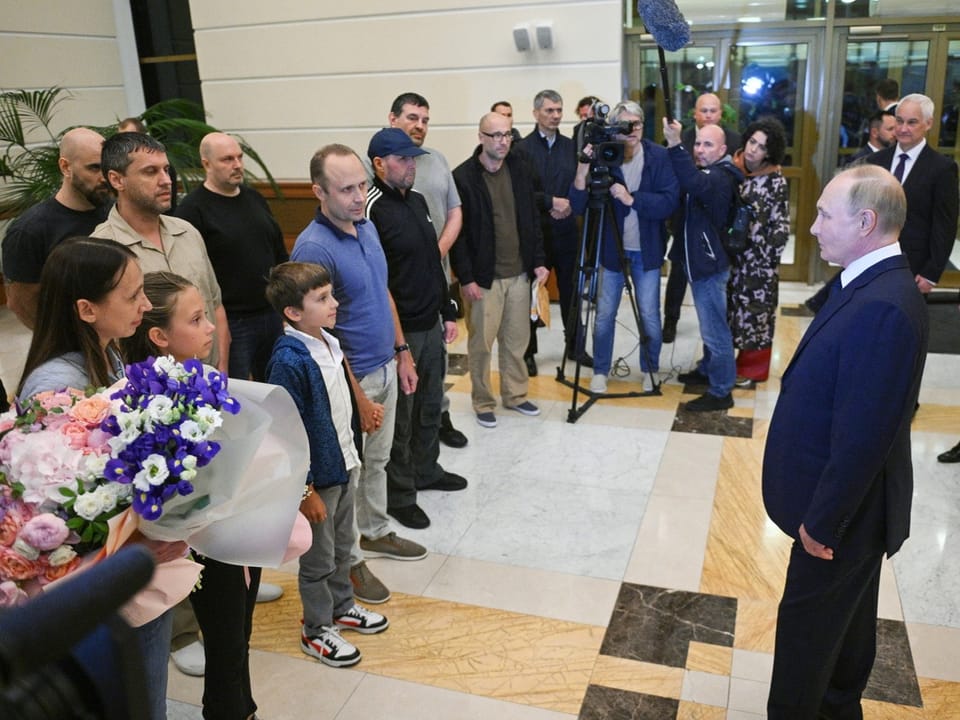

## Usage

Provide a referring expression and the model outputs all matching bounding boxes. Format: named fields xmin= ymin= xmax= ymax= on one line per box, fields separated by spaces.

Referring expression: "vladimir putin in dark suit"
xmin=763 ymin=165 xmax=928 ymax=718
xmin=866 ymin=93 xmax=959 ymax=294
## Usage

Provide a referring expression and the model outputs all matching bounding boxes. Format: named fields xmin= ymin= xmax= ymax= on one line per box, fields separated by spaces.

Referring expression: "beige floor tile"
xmin=676 ymin=701 xmax=728 ymax=720
xmin=248 ymin=649 xmax=365 ymax=719
xmin=681 ymin=669 xmax=730 ymax=707
xmin=589 ymin=654 xmax=684 ymax=699
xmin=917 ymin=676 xmax=960 ymax=719
xmin=733 ymin=599 xmax=779 ymax=654
xmin=654 ymin=432 xmax=724 ymax=499
xmin=686 ymin=642 xmax=733 ymax=675
xmin=907 ymin=622 xmax=960 ymax=682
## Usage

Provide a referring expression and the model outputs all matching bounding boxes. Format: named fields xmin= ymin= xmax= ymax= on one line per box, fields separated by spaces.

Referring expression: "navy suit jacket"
xmin=866 ymin=144 xmax=959 ymax=282
xmin=762 ymin=254 xmax=928 ymax=558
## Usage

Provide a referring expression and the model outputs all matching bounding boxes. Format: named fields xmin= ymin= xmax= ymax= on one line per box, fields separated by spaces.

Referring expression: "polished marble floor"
xmin=2 ymin=281 xmax=959 ymax=719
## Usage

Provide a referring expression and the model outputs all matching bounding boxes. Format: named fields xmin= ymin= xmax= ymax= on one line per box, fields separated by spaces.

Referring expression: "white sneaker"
xmin=590 ymin=374 xmax=607 ymax=393
xmin=642 ymin=373 xmax=657 ymax=392
xmin=301 ymin=626 xmax=361 ymax=668
xmin=170 ymin=639 xmax=205 ymax=676
xmin=256 ymin=582 xmax=284 ymax=603
xmin=335 ymin=603 xmax=390 ymax=634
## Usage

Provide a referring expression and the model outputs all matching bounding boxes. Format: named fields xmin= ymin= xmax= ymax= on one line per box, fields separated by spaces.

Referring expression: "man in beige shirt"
xmin=92 ymin=132 xmax=229 ymax=370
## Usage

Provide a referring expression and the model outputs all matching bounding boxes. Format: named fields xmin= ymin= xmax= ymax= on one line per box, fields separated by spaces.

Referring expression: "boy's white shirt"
xmin=285 ymin=325 xmax=360 ymax=471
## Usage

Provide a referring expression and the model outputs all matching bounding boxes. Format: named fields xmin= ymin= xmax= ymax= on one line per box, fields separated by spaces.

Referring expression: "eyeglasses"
xmin=481 ymin=131 xmax=513 ymax=142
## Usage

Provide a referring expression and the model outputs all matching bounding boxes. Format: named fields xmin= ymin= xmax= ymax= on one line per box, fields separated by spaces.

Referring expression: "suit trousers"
xmin=768 ymin=540 xmax=883 ymax=720
xmin=464 ymin=274 xmax=531 ymax=412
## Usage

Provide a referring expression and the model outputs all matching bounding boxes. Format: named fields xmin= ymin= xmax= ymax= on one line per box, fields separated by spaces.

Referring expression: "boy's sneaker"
xmin=335 ymin=604 xmax=390 ymax=634
xmin=350 ymin=561 xmax=391 ymax=604
xmin=301 ymin=626 xmax=361 ymax=667
xmin=476 ymin=411 xmax=497 ymax=428
xmin=589 ymin=374 xmax=607 ymax=393
xmin=360 ymin=531 xmax=428 ymax=561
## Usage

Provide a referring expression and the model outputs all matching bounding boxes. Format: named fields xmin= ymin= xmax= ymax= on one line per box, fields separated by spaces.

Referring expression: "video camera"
xmin=577 ymin=101 xmax=634 ymax=173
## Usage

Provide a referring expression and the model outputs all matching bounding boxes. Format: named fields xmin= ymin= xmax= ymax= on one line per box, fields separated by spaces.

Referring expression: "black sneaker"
xmin=524 ymin=354 xmax=538 ymax=377
xmin=387 ymin=503 xmax=430 ymax=529
xmin=685 ymin=392 xmax=734 ymax=412
xmin=438 ymin=411 xmax=467 ymax=448
xmin=662 ymin=318 xmax=678 ymax=344
xmin=419 ymin=471 xmax=468 ymax=492
xmin=677 ymin=369 xmax=710 ymax=386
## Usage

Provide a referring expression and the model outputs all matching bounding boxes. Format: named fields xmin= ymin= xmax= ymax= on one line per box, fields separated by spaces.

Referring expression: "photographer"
xmin=570 ymin=102 xmax=678 ymax=393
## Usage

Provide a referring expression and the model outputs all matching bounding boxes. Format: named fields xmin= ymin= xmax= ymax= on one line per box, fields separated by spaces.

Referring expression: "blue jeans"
xmin=135 ymin=608 xmax=174 ymax=720
xmin=689 ymin=270 xmax=735 ymax=397
xmin=593 ymin=251 xmax=662 ymax=376
xmin=227 ymin=309 xmax=284 ymax=382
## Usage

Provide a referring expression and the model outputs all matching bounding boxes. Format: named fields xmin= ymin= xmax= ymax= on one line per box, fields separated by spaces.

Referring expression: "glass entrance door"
xmin=625 ymin=31 xmax=820 ymax=281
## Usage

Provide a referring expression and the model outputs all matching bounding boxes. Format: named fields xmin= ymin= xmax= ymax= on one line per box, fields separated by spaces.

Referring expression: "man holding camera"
xmin=571 ymin=102 xmax=678 ymax=394
xmin=663 ymin=120 xmax=741 ymax=412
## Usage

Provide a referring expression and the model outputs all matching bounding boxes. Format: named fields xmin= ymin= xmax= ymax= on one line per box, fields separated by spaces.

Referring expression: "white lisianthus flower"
xmin=74 ymin=492 xmax=104 ymax=521
xmin=93 ymin=484 xmax=119 ymax=512
xmin=12 ymin=538 xmax=41 ymax=560
xmin=145 ymin=395 xmax=178 ymax=425
xmin=132 ymin=454 xmax=170 ymax=492
xmin=108 ymin=412 xmax=142 ymax=452
xmin=179 ymin=420 xmax=207 ymax=442
xmin=82 ymin=453 xmax=109 ymax=481
xmin=192 ymin=406 xmax=223 ymax=433
xmin=48 ymin=545 xmax=78 ymax=567
xmin=153 ymin=355 xmax=179 ymax=377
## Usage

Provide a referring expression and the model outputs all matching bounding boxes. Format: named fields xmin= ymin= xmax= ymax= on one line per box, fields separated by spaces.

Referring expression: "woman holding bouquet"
xmin=124 ymin=271 xmax=262 ymax=720
xmin=17 ymin=236 xmax=185 ymax=720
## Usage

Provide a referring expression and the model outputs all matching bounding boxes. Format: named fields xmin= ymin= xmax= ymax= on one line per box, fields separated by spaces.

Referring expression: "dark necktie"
xmin=893 ymin=152 xmax=909 ymax=183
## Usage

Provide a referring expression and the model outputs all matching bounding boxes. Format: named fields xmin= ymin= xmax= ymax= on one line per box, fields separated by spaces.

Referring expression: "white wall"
xmin=189 ymin=0 xmax=622 ymax=180
xmin=0 ymin=0 xmax=133 ymax=135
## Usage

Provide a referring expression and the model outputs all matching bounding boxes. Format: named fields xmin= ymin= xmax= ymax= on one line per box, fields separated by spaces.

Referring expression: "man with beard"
xmin=92 ymin=132 xmax=228 ymax=369
xmin=847 ymin=110 xmax=896 ymax=165
xmin=2 ymin=127 xmax=112 ymax=328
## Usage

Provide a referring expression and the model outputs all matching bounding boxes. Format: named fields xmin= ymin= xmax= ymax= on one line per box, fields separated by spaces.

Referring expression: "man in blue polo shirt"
xmin=291 ymin=144 xmax=426 ymax=606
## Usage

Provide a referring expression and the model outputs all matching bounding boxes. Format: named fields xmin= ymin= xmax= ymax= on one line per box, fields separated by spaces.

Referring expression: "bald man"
xmin=2 ymin=127 xmax=112 ymax=327
xmin=664 ymin=93 xmax=743 ymax=343
xmin=175 ymin=132 xmax=288 ymax=382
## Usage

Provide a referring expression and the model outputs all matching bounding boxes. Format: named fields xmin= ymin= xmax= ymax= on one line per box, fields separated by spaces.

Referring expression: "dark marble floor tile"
xmin=447 ymin=352 xmax=468 ymax=375
xmin=863 ymin=618 xmax=922 ymax=707
xmin=672 ymin=408 xmax=753 ymax=438
xmin=780 ymin=304 xmax=816 ymax=317
xmin=578 ymin=684 xmax=679 ymax=720
xmin=600 ymin=583 xmax=737 ymax=668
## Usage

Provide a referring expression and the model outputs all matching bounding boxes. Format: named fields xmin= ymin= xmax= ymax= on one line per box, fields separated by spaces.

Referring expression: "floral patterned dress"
xmin=727 ymin=157 xmax=790 ymax=350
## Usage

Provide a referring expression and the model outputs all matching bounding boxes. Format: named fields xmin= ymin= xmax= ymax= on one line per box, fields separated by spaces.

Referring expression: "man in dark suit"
xmin=763 ymin=164 xmax=928 ymax=719
xmin=866 ymin=93 xmax=959 ymax=294
xmin=846 ymin=109 xmax=896 ymax=165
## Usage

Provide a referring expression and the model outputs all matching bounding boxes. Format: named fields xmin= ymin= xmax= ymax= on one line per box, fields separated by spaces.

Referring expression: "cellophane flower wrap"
xmin=0 ymin=388 xmax=130 ymax=607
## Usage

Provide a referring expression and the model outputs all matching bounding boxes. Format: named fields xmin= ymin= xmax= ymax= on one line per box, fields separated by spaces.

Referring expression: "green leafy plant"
xmin=0 ymin=86 xmax=280 ymax=218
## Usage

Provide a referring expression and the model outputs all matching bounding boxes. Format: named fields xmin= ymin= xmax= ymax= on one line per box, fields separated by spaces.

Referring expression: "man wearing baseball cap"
xmin=365 ymin=128 xmax=468 ymax=532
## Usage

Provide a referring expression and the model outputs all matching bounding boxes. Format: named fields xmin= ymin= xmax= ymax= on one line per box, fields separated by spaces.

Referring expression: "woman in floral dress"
xmin=728 ymin=117 xmax=791 ymax=385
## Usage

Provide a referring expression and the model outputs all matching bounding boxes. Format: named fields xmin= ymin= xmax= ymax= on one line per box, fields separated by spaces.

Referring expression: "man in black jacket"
xmin=451 ymin=112 xmax=549 ymax=429
xmin=365 ymin=128 xmax=467 ymax=529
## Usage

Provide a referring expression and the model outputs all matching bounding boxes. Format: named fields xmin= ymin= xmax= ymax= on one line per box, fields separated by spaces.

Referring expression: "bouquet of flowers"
xmin=0 ymin=357 xmax=240 ymax=608
xmin=0 ymin=388 xmax=127 ymax=606
xmin=103 ymin=356 xmax=240 ymax=521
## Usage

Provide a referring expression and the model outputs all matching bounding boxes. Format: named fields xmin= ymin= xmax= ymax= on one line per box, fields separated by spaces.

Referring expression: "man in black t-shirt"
xmin=176 ymin=132 xmax=288 ymax=382
xmin=2 ymin=127 xmax=111 ymax=328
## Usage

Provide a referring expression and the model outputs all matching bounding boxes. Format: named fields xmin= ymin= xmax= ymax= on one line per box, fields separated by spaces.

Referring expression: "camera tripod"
xmin=556 ymin=171 xmax=661 ymax=423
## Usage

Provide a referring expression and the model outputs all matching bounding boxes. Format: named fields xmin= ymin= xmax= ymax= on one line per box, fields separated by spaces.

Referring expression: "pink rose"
xmin=59 ymin=421 xmax=90 ymax=450
xmin=19 ymin=513 xmax=70 ymax=551
xmin=36 ymin=391 xmax=76 ymax=412
xmin=0 ymin=545 xmax=41 ymax=581
xmin=69 ymin=396 xmax=112 ymax=427
xmin=0 ymin=500 xmax=33 ymax=547
xmin=0 ymin=580 xmax=28 ymax=607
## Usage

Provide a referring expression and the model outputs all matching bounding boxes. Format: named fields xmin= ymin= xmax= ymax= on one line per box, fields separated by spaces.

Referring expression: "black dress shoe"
xmin=662 ymin=318 xmax=678 ymax=344
xmin=577 ymin=352 xmax=594 ymax=368
xmin=524 ymin=354 xmax=538 ymax=377
xmin=685 ymin=392 xmax=734 ymax=412
xmin=438 ymin=411 xmax=467 ymax=448
xmin=937 ymin=441 xmax=960 ymax=463
xmin=677 ymin=368 xmax=709 ymax=385
xmin=419 ymin=471 xmax=468 ymax=492
xmin=387 ymin=503 xmax=430 ymax=529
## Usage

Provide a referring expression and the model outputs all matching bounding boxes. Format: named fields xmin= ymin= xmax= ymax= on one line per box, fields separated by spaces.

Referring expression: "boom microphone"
xmin=636 ymin=0 xmax=691 ymax=123
xmin=636 ymin=0 xmax=691 ymax=52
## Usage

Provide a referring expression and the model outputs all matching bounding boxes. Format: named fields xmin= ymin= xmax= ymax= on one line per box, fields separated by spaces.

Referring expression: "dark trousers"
xmin=664 ymin=258 xmax=687 ymax=322
xmin=388 ymin=319 xmax=445 ymax=505
xmin=227 ymin=309 xmax=284 ymax=382
xmin=189 ymin=557 xmax=261 ymax=720
xmin=768 ymin=541 xmax=883 ymax=720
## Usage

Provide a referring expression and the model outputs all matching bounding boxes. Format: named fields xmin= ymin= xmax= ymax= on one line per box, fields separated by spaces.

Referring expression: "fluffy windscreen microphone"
xmin=636 ymin=0 xmax=691 ymax=52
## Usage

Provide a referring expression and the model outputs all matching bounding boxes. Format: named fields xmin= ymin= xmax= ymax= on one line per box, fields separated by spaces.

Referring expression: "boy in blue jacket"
xmin=266 ymin=262 xmax=388 ymax=667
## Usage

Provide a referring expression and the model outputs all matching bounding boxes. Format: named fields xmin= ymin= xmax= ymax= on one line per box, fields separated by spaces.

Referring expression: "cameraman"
xmin=571 ymin=102 xmax=678 ymax=393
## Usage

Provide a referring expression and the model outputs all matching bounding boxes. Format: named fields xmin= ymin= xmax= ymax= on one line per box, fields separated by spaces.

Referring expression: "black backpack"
xmin=719 ymin=165 xmax=753 ymax=255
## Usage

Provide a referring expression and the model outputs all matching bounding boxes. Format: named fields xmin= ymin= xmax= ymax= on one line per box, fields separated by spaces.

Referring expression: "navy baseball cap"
xmin=367 ymin=127 xmax=429 ymax=160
